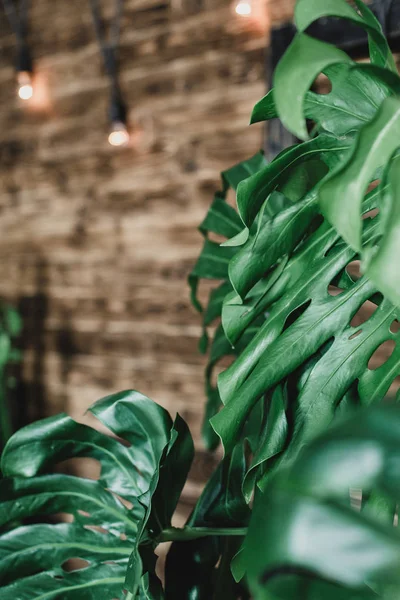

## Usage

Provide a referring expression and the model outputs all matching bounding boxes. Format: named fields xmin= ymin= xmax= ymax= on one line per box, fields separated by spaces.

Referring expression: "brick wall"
xmin=0 ymin=0 xmax=296 ymax=501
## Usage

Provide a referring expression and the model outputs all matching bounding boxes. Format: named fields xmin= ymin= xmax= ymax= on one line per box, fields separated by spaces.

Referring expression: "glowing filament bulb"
xmin=108 ymin=121 xmax=130 ymax=147
xmin=235 ymin=0 xmax=252 ymax=16
xmin=17 ymin=71 xmax=33 ymax=100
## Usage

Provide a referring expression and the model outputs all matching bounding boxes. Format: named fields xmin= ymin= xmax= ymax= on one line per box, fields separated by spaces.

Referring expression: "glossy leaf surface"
xmin=0 ymin=390 xmax=192 ymax=598
xmin=244 ymin=407 xmax=400 ymax=600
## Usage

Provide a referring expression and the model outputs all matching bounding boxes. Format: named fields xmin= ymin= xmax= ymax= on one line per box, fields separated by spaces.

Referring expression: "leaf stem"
xmin=157 ymin=526 xmax=247 ymax=543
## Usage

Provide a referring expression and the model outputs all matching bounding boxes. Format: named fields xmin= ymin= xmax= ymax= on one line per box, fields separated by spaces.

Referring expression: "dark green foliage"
xmin=0 ymin=304 xmax=22 ymax=450
xmin=0 ymin=391 xmax=193 ymax=598
xmin=2 ymin=1 xmax=400 ymax=598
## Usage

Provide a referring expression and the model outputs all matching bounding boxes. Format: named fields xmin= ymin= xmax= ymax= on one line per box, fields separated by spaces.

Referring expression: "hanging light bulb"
xmin=108 ymin=120 xmax=130 ymax=147
xmin=16 ymin=45 xmax=34 ymax=101
xmin=235 ymin=0 xmax=253 ymax=17
xmin=17 ymin=70 xmax=33 ymax=100
xmin=2 ymin=0 xmax=35 ymax=102
xmin=107 ymin=86 xmax=130 ymax=147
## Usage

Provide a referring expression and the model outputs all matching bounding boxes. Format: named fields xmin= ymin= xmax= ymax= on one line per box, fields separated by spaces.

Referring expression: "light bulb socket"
xmin=16 ymin=44 xmax=33 ymax=75
xmin=108 ymin=86 xmax=127 ymax=125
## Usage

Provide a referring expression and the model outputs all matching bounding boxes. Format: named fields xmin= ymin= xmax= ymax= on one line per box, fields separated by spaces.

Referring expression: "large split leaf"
xmin=242 ymin=385 xmax=288 ymax=503
xmin=189 ymin=152 xmax=266 ymax=315
xmin=319 ymin=96 xmax=400 ymax=251
xmin=0 ymin=390 xmax=192 ymax=599
xmin=233 ymin=133 xmax=349 ymax=241
xmin=211 ymin=203 xmax=400 ymax=454
xmin=0 ymin=523 xmax=132 ymax=586
xmin=244 ymin=406 xmax=400 ymax=600
xmin=202 ymin=321 xmax=262 ymax=450
xmin=189 ymin=153 xmax=271 ymax=449
xmin=268 ymin=2 xmax=400 ymax=305
xmin=295 ymin=0 xmax=396 ymax=72
xmin=274 ymin=33 xmax=352 ymax=140
xmin=0 ymin=563 xmax=128 ymax=600
xmin=253 ymin=63 xmax=400 ymax=138
xmin=364 ymin=160 xmax=400 ymax=313
xmin=274 ymin=36 xmax=399 ymax=141
xmin=185 ymin=2 xmax=400 ymax=598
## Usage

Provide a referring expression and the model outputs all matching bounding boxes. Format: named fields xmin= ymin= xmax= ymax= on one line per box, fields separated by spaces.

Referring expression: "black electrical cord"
xmin=89 ymin=0 xmax=126 ymax=125
xmin=89 ymin=0 xmax=123 ymax=83
xmin=1 ymin=0 xmax=32 ymax=73
xmin=1 ymin=0 xmax=29 ymax=41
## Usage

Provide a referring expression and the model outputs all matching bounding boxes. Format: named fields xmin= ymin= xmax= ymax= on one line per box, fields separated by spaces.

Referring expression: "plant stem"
xmin=158 ymin=526 xmax=247 ymax=543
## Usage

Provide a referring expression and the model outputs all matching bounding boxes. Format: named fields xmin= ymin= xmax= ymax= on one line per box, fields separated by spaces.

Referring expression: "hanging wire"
xmin=89 ymin=0 xmax=128 ymax=136
xmin=2 ymin=0 xmax=32 ymax=78
xmin=89 ymin=0 xmax=124 ymax=84
xmin=1 ymin=0 xmax=30 ymax=42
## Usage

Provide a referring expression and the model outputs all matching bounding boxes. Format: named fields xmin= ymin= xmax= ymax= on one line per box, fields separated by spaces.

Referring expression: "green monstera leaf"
xmin=195 ymin=1 xmax=400 ymax=480
xmin=211 ymin=185 xmax=400 ymax=457
xmin=270 ymin=1 xmax=400 ymax=306
xmin=184 ymin=1 xmax=400 ymax=597
xmin=189 ymin=153 xmax=268 ymax=449
xmin=3 ymin=2 xmax=400 ymax=600
xmin=243 ymin=405 xmax=400 ymax=600
xmin=0 ymin=304 xmax=22 ymax=450
xmin=0 ymin=390 xmax=194 ymax=599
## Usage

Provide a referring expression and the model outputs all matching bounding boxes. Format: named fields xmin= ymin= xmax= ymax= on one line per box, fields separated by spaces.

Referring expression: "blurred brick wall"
xmin=0 ymin=0 xmax=295 ymax=503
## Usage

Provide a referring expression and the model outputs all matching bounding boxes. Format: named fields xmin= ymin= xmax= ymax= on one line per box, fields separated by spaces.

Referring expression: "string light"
xmin=235 ymin=0 xmax=253 ymax=17
xmin=17 ymin=69 xmax=33 ymax=100
xmin=107 ymin=86 xmax=130 ymax=147
xmin=2 ymin=0 xmax=34 ymax=102
xmin=90 ymin=0 xmax=131 ymax=148
xmin=108 ymin=121 xmax=130 ymax=147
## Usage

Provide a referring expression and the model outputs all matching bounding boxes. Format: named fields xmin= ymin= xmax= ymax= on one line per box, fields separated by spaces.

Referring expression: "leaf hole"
xmin=226 ymin=186 xmax=238 ymax=209
xmin=348 ymin=329 xmax=362 ymax=340
xmin=108 ymin=490 xmax=133 ymax=510
xmin=211 ymin=355 xmax=235 ymax=387
xmin=390 ymin=320 xmax=400 ymax=334
xmin=208 ymin=231 xmax=227 ymax=244
xmin=77 ymin=510 xmax=91 ymax=518
xmin=368 ymin=340 xmax=396 ymax=370
xmin=350 ymin=294 xmax=382 ymax=328
xmin=366 ymin=179 xmax=381 ymax=195
xmin=282 ymin=300 xmax=311 ymax=332
xmin=363 ymin=207 xmax=379 ymax=220
xmin=327 ymin=284 xmax=344 ymax=296
xmin=48 ymin=512 xmax=74 ymax=524
xmin=84 ymin=525 xmax=110 ymax=535
xmin=62 ymin=558 xmax=90 ymax=572
xmin=56 ymin=457 xmax=101 ymax=481
xmin=312 ymin=72 xmax=332 ymax=95
xmin=346 ymin=260 xmax=361 ymax=279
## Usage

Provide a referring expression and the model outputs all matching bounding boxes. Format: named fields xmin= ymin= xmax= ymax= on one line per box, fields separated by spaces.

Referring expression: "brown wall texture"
xmin=0 ymin=0 xmax=295 ymax=502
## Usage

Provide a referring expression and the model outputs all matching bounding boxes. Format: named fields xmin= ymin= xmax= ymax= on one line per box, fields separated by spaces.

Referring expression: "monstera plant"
xmin=0 ymin=304 xmax=21 ymax=451
xmin=2 ymin=0 xmax=400 ymax=598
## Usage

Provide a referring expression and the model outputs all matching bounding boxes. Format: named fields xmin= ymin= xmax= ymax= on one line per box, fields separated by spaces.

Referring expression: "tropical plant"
xmin=2 ymin=0 xmax=400 ymax=598
xmin=0 ymin=304 xmax=22 ymax=451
